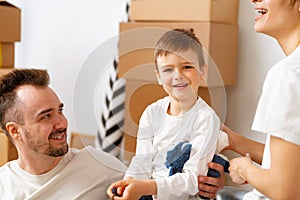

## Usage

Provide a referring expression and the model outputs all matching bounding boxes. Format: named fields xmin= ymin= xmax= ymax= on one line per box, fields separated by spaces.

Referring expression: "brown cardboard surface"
xmin=0 ymin=1 xmax=21 ymax=42
xmin=0 ymin=68 xmax=14 ymax=77
xmin=129 ymin=0 xmax=239 ymax=24
xmin=119 ymin=22 xmax=238 ymax=87
xmin=0 ymin=43 xmax=14 ymax=68
xmin=122 ymin=79 xmax=227 ymax=162
xmin=0 ymin=132 xmax=18 ymax=166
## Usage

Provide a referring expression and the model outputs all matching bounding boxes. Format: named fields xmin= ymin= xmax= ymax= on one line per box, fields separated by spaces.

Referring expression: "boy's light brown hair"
xmin=154 ymin=28 xmax=205 ymax=70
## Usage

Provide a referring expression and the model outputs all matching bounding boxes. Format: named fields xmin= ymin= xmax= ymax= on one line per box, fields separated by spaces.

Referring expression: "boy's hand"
xmin=198 ymin=162 xmax=224 ymax=199
xmin=107 ymin=179 xmax=156 ymax=200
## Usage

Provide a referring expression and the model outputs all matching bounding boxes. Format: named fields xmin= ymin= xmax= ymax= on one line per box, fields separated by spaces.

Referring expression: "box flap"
xmin=0 ymin=1 xmax=19 ymax=9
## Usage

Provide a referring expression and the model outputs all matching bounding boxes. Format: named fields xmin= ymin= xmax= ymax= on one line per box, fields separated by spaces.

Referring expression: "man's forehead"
xmin=16 ymin=85 xmax=60 ymax=107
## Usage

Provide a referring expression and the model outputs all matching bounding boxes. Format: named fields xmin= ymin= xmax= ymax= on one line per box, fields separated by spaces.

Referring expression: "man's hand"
xmin=198 ymin=162 xmax=224 ymax=199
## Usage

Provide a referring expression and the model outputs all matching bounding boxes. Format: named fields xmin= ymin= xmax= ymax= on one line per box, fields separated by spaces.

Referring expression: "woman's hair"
xmin=0 ymin=69 xmax=50 ymax=137
xmin=154 ymin=28 xmax=205 ymax=69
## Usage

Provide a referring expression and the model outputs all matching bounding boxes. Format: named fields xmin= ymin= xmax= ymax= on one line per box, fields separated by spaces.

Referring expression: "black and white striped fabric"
xmin=96 ymin=59 xmax=126 ymax=157
xmin=95 ymin=0 xmax=129 ymax=158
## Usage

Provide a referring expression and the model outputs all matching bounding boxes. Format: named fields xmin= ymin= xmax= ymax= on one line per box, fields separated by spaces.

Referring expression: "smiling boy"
xmin=107 ymin=29 xmax=228 ymax=200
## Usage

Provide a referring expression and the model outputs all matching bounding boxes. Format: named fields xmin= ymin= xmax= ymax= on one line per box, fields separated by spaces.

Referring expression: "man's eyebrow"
xmin=36 ymin=103 xmax=64 ymax=118
xmin=36 ymin=108 xmax=53 ymax=118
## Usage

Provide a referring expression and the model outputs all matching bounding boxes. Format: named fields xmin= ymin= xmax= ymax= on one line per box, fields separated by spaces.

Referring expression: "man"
xmin=0 ymin=69 xmax=126 ymax=199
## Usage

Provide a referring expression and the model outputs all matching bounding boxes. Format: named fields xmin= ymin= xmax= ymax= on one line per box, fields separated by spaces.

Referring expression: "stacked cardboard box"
xmin=0 ymin=1 xmax=20 ymax=166
xmin=119 ymin=0 xmax=239 ymax=162
xmin=0 ymin=1 xmax=20 ymax=69
xmin=0 ymin=132 xmax=18 ymax=166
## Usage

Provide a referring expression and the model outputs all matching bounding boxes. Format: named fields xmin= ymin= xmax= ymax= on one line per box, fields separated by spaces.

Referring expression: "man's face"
xmin=16 ymin=85 xmax=68 ymax=157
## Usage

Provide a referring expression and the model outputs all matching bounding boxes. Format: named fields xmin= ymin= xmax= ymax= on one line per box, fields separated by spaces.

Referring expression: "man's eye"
xmin=59 ymin=108 xmax=64 ymax=114
xmin=42 ymin=114 xmax=50 ymax=119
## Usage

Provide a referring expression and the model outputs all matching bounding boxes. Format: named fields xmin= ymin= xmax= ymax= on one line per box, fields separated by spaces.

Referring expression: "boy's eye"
xmin=162 ymin=68 xmax=172 ymax=73
xmin=184 ymin=65 xmax=194 ymax=69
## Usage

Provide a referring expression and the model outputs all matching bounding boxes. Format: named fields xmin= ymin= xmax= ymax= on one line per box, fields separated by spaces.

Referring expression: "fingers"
xmin=198 ymin=176 xmax=223 ymax=199
xmin=208 ymin=162 xmax=225 ymax=178
xmin=198 ymin=162 xmax=225 ymax=199
xmin=107 ymin=180 xmax=129 ymax=199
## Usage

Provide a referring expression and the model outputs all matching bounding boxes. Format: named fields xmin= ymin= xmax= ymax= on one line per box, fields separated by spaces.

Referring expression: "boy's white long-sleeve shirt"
xmin=125 ymin=97 xmax=227 ymax=200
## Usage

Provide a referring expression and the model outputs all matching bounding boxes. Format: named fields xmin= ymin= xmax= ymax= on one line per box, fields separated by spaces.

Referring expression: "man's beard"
xmin=25 ymin=128 xmax=69 ymax=157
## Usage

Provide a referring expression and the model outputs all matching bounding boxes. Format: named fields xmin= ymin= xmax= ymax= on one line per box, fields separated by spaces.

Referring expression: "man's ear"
xmin=155 ymin=69 xmax=163 ymax=85
xmin=6 ymin=122 xmax=21 ymax=141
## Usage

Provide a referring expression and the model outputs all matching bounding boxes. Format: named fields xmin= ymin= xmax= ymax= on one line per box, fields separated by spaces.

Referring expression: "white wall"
xmin=10 ymin=0 xmax=285 ymax=143
xmin=10 ymin=0 xmax=128 ymax=136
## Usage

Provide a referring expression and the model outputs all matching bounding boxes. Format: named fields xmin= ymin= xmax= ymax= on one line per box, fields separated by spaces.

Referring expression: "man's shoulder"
xmin=0 ymin=161 xmax=13 ymax=174
xmin=70 ymin=146 xmax=127 ymax=171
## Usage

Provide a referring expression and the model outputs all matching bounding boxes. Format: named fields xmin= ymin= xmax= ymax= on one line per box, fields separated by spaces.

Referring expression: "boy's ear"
xmin=200 ymin=64 xmax=208 ymax=76
xmin=6 ymin=122 xmax=21 ymax=141
xmin=155 ymin=69 xmax=163 ymax=85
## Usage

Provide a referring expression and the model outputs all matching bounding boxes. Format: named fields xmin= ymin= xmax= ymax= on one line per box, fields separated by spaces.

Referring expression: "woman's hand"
xmin=229 ymin=153 xmax=252 ymax=184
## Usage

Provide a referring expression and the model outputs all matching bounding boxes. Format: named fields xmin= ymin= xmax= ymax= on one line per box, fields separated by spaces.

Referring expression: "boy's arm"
xmin=107 ymin=179 xmax=157 ymax=200
xmin=125 ymin=108 xmax=154 ymax=179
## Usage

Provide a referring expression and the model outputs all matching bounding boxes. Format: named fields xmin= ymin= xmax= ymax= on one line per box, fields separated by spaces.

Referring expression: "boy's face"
xmin=156 ymin=49 xmax=206 ymax=102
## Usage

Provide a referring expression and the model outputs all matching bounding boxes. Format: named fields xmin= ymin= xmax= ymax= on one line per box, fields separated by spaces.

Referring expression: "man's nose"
xmin=53 ymin=114 xmax=67 ymax=128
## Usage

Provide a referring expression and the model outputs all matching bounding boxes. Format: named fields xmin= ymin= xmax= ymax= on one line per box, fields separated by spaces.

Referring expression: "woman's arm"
xmin=222 ymin=124 xmax=264 ymax=164
xmin=230 ymin=136 xmax=300 ymax=199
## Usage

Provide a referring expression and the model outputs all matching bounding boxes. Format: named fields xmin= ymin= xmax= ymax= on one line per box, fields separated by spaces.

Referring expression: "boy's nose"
xmin=174 ymin=70 xmax=183 ymax=80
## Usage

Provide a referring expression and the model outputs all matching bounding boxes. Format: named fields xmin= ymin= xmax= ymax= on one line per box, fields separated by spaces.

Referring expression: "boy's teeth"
xmin=257 ymin=9 xmax=267 ymax=15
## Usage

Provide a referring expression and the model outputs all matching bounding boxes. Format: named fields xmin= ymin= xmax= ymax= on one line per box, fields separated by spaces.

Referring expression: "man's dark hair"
xmin=0 ymin=69 xmax=50 ymax=138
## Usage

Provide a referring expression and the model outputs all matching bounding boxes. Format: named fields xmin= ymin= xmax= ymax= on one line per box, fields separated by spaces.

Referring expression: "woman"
xmin=222 ymin=0 xmax=300 ymax=199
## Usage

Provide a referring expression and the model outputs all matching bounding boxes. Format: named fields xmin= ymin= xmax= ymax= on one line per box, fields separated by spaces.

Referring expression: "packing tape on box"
xmin=0 ymin=43 xmax=2 ymax=68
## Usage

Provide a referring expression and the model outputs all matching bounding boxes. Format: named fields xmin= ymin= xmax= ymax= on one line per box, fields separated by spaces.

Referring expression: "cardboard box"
xmin=118 ymin=22 xmax=238 ymax=87
xmin=0 ymin=132 xmax=18 ymax=166
xmin=0 ymin=1 xmax=21 ymax=42
xmin=0 ymin=43 xmax=14 ymax=68
xmin=0 ymin=68 xmax=14 ymax=77
xmin=130 ymin=0 xmax=239 ymax=24
xmin=122 ymin=79 xmax=227 ymax=161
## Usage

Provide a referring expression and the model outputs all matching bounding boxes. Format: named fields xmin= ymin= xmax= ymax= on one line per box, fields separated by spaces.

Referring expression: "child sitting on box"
xmin=107 ymin=28 xmax=228 ymax=200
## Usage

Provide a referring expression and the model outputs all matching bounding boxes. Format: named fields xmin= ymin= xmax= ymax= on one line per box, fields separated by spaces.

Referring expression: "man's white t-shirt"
xmin=0 ymin=146 xmax=126 ymax=200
